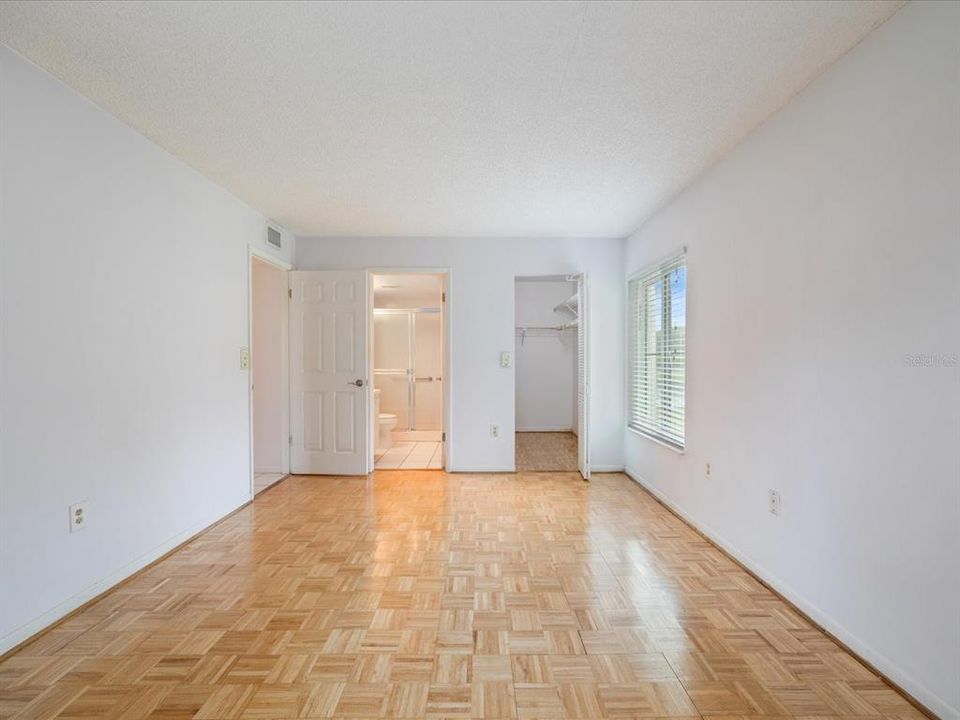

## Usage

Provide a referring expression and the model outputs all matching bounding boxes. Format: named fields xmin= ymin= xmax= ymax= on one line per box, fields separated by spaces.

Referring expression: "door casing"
xmin=575 ymin=273 xmax=591 ymax=480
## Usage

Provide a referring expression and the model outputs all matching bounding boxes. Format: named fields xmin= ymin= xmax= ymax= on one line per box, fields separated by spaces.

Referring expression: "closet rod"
xmin=514 ymin=323 xmax=577 ymax=331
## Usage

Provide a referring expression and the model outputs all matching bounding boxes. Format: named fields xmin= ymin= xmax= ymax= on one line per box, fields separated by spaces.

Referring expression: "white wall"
xmin=622 ymin=3 xmax=959 ymax=717
xmin=297 ymin=238 xmax=624 ymax=471
xmin=515 ymin=280 xmax=576 ymax=432
xmin=0 ymin=45 xmax=294 ymax=652
xmin=252 ymin=258 xmax=287 ymax=473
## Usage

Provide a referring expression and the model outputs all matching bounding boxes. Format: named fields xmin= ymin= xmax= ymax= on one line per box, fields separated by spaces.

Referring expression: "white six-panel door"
xmin=289 ymin=271 xmax=369 ymax=475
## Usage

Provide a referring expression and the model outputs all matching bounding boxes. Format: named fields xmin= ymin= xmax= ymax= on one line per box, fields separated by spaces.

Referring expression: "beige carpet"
xmin=515 ymin=431 xmax=578 ymax=471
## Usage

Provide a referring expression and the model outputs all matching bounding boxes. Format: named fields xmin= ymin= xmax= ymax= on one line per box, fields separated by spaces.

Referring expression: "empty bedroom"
xmin=0 ymin=2 xmax=957 ymax=720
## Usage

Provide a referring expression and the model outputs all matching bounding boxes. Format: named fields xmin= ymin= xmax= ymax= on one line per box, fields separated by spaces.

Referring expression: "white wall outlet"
xmin=240 ymin=347 xmax=250 ymax=369
xmin=69 ymin=502 xmax=87 ymax=532
xmin=768 ymin=489 xmax=782 ymax=516
xmin=499 ymin=351 xmax=512 ymax=368
xmin=490 ymin=424 xmax=500 ymax=438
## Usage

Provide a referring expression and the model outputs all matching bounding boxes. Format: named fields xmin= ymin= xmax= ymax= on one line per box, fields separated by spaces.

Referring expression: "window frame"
xmin=626 ymin=251 xmax=687 ymax=452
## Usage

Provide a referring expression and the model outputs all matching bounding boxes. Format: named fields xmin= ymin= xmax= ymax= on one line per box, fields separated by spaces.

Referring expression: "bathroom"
xmin=372 ymin=272 xmax=445 ymax=469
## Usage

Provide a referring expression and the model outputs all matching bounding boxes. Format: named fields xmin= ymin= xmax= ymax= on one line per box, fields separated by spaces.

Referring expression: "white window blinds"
xmin=628 ymin=253 xmax=686 ymax=449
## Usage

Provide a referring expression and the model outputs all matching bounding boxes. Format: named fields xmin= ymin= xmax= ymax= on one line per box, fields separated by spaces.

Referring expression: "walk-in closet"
xmin=514 ymin=276 xmax=581 ymax=472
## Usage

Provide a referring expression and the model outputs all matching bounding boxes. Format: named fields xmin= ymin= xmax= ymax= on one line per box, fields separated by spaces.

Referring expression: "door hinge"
xmin=288 ymin=434 xmax=293 ymax=445
xmin=442 ymin=432 xmax=446 ymax=442
xmin=442 ymin=292 xmax=446 ymax=302
xmin=288 ymin=288 xmax=293 ymax=299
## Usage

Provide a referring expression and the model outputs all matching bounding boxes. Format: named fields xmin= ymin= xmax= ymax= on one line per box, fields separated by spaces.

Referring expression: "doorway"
xmin=250 ymin=254 xmax=290 ymax=494
xmin=514 ymin=274 xmax=589 ymax=478
xmin=371 ymin=272 xmax=446 ymax=469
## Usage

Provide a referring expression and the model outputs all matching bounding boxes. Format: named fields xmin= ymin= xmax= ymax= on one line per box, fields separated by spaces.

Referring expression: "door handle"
xmin=349 ymin=378 xmax=365 ymax=387
xmin=414 ymin=376 xmax=435 ymax=382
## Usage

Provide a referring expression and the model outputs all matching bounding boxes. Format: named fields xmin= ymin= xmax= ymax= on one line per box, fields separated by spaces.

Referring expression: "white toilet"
xmin=373 ymin=388 xmax=398 ymax=452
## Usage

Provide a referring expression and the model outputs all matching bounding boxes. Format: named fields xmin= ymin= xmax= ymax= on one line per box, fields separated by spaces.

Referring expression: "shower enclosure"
xmin=373 ymin=308 xmax=443 ymax=432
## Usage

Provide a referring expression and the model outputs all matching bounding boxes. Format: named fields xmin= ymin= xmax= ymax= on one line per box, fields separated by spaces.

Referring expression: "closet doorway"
xmin=514 ymin=275 xmax=589 ymax=478
xmin=371 ymin=272 xmax=447 ymax=470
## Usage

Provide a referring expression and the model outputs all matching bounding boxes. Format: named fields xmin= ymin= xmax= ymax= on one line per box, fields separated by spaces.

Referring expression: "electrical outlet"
xmin=240 ymin=347 xmax=250 ymax=369
xmin=705 ymin=462 xmax=711 ymax=477
xmin=768 ymin=490 xmax=782 ymax=516
xmin=490 ymin=424 xmax=500 ymax=438
xmin=499 ymin=351 xmax=512 ymax=368
xmin=69 ymin=502 xmax=87 ymax=533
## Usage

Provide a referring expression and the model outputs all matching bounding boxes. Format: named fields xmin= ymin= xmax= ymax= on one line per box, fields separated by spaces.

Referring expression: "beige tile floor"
xmin=375 ymin=442 xmax=444 ymax=470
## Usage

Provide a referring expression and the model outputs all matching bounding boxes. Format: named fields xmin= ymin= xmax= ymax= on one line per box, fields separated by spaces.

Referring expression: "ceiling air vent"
xmin=266 ymin=225 xmax=282 ymax=250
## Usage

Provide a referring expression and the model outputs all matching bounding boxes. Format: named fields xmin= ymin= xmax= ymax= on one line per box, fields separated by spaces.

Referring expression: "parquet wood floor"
xmin=0 ymin=472 xmax=925 ymax=720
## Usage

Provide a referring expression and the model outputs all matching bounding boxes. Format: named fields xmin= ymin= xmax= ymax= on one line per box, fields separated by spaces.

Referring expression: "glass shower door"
xmin=412 ymin=311 xmax=442 ymax=431
xmin=374 ymin=309 xmax=442 ymax=432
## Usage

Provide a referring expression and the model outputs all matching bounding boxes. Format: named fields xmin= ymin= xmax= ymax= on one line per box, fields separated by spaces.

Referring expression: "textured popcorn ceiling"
xmin=0 ymin=1 xmax=903 ymax=238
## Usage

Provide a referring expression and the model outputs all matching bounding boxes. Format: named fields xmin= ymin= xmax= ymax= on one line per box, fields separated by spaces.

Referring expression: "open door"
xmin=289 ymin=270 xmax=370 ymax=475
xmin=576 ymin=274 xmax=590 ymax=480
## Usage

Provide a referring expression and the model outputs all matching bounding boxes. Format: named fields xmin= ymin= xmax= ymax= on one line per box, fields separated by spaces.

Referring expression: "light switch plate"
xmin=240 ymin=347 xmax=250 ymax=369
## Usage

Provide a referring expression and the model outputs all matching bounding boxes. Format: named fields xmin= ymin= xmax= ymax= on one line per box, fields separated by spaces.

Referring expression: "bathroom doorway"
xmin=371 ymin=272 xmax=447 ymax=469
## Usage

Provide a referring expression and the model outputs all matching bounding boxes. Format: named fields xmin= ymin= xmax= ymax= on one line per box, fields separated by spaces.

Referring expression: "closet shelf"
xmin=553 ymin=293 xmax=579 ymax=318
xmin=515 ymin=322 xmax=576 ymax=346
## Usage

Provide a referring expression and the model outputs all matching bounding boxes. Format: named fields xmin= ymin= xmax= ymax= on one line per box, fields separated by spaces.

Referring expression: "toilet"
xmin=373 ymin=388 xmax=398 ymax=452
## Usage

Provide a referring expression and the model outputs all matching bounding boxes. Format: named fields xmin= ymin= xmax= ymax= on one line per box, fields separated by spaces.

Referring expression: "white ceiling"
xmin=0 ymin=1 xmax=903 ymax=239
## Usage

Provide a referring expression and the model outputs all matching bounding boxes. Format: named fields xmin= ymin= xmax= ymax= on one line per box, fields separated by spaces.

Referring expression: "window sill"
xmin=626 ymin=426 xmax=686 ymax=455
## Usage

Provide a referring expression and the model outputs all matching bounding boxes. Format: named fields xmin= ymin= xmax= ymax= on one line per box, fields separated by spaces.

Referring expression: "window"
xmin=628 ymin=253 xmax=686 ymax=449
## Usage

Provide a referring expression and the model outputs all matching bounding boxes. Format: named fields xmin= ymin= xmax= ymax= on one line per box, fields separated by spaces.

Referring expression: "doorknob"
xmin=349 ymin=378 xmax=365 ymax=387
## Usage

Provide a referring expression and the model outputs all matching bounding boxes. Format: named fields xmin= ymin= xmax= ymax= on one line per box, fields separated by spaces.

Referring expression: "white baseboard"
xmin=447 ymin=466 xmax=516 ymax=473
xmin=591 ymin=465 xmax=625 ymax=473
xmin=516 ymin=426 xmax=574 ymax=432
xmin=623 ymin=466 xmax=956 ymax=720
xmin=0 ymin=495 xmax=249 ymax=655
